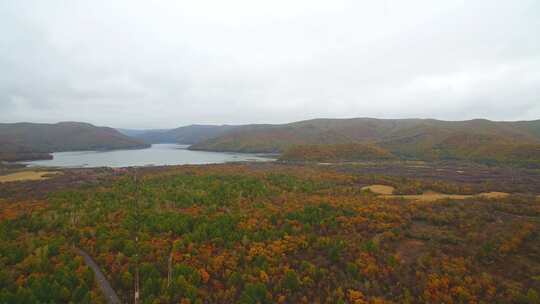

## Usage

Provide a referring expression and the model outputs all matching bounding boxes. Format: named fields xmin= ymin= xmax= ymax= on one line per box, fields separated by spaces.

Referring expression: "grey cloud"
xmin=0 ymin=0 xmax=539 ymax=128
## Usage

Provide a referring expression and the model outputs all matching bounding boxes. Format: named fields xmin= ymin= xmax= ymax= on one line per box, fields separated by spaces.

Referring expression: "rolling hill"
xmin=188 ymin=118 xmax=540 ymax=166
xmin=0 ymin=122 xmax=149 ymax=161
xmin=128 ymin=125 xmax=239 ymax=144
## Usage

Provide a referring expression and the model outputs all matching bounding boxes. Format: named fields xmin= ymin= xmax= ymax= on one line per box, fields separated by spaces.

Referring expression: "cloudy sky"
xmin=1 ymin=0 xmax=539 ymax=128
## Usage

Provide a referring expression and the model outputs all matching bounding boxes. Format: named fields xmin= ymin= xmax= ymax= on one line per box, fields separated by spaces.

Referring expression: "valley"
xmin=130 ymin=118 xmax=540 ymax=168
xmin=2 ymin=119 xmax=540 ymax=303
xmin=3 ymin=2 xmax=539 ymax=303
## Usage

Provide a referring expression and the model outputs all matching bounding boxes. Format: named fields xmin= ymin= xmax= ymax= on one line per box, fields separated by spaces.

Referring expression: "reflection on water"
xmin=22 ymin=144 xmax=274 ymax=168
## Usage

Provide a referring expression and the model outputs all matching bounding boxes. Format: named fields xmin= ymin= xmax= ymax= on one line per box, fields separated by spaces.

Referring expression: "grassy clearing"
xmin=363 ymin=184 xmax=510 ymax=201
xmin=0 ymin=170 xmax=60 ymax=183
xmin=361 ymin=184 xmax=395 ymax=195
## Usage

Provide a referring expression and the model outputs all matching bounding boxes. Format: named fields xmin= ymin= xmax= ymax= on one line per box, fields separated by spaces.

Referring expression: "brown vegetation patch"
xmin=363 ymin=184 xmax=510 ymax=202
xmin=387 ymin=191 xmax=510 ymax=202
xmin=478 ymin=191 xmax=510 ymax=199
xmin=388 ymin=191 xmax=471 ymax=201
xmin=337 ymin=161 xmax=540 ymax=194
xmin=396 ymin=239 xmax=425 ymax=264
xmin=361 ymin=184 xmax=395 ymax=195
xmin=0 ymin=170 xmax=61 ymax=183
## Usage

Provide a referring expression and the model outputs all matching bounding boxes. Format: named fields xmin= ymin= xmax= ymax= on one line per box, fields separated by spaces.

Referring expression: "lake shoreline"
xmin=18 ymin=143 xmax=275 ymax=168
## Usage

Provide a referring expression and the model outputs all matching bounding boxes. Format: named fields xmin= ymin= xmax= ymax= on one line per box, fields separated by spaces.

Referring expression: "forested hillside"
xmin=1 ymin=164 xmax=539 ymax=303
xmin=188 ymin=118 xmax=540 ymax=166
xmin=280 ymin=143 xmax=395 ymax=162
xmin=0 ymin=122 xmax=149 ymax=161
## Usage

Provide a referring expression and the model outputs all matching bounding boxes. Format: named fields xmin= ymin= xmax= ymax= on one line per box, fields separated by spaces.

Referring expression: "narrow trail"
xmin=75 ymin=248 xmax=122 ymax=304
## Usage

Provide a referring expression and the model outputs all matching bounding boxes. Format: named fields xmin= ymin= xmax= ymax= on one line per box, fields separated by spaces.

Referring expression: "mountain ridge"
xmin=183 ymin=117 xmax=540 ymax=166
xmin=128 ymin=124 xmax=240 ymax=144
xmin=0 ymin=122 xmax=149 ymax=161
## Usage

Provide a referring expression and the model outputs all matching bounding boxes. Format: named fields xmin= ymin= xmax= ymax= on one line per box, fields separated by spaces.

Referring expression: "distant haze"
xmin=1 ymin=1 xmax=539 ymax=129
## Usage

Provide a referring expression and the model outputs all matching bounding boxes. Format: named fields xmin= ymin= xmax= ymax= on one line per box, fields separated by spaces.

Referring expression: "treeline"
xmin=277 ymin=140 xmax=540 ymax=168
xmin=0 ymin=152 xmax=53 ymax=162
xmin=432 ymin=133 xmax=540 ymax=168
xmin=280 ymin=143 xmax=395 ymax=162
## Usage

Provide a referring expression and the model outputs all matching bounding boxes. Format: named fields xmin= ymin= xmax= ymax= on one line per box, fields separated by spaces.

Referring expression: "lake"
xmin=22 ymin=144 xmax=274 ymax=168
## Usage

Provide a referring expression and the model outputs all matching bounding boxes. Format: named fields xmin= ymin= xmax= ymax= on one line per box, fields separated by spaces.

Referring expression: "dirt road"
xmin=75 ymin=248 xmax=121 ymax=304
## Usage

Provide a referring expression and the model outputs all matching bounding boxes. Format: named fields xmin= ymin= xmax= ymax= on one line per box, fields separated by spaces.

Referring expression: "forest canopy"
xmin=1 ymin=164 xmax=539 ymax=303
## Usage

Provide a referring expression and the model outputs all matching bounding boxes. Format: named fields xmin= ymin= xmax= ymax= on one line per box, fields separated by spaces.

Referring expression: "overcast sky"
xmin=1 ymin=0 xmax=539 ymax=128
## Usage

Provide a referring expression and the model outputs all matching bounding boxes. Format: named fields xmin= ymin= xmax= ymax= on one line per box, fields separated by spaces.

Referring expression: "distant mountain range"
xmin=3 ymin=118 xmax=540 ymax=166
xmin=0 ymin=122 xmax=149 ymax=161
xmin=126 ymin=118 xmax=540 ymax=166
xmin=120 ymin=125 xmax=239 ymax=144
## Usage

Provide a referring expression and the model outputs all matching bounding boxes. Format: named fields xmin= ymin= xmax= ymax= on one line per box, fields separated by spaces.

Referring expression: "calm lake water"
xmin=22 ymin=144 xmax=274 ymax=168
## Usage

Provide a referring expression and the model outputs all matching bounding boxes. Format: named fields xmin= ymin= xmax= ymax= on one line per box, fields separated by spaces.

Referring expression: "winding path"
xmin=75 ymin=248 xmax=122 ymax=304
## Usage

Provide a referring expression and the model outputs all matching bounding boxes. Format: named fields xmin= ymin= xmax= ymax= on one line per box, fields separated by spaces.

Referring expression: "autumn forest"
xmin=1 ymin=162 xmax=539 ymax=303
xmin=3 ymin=0 xmax=540 ymax=302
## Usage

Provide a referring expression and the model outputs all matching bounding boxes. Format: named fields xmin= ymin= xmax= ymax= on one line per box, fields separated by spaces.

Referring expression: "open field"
xmin=335 ymin=160 xmax=540 ymax=194
xmin=361 ymin=184 xmax=395 ymax=195
xmin=0 ymin=170 xmax=60 ymax=183
xmin=0 ymin=167 xmax=117 ymax=200
xmin=0 ymin=162 xmax=539 ymax=303
xmin=362 ymin=184 xmax=511 ymax=202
